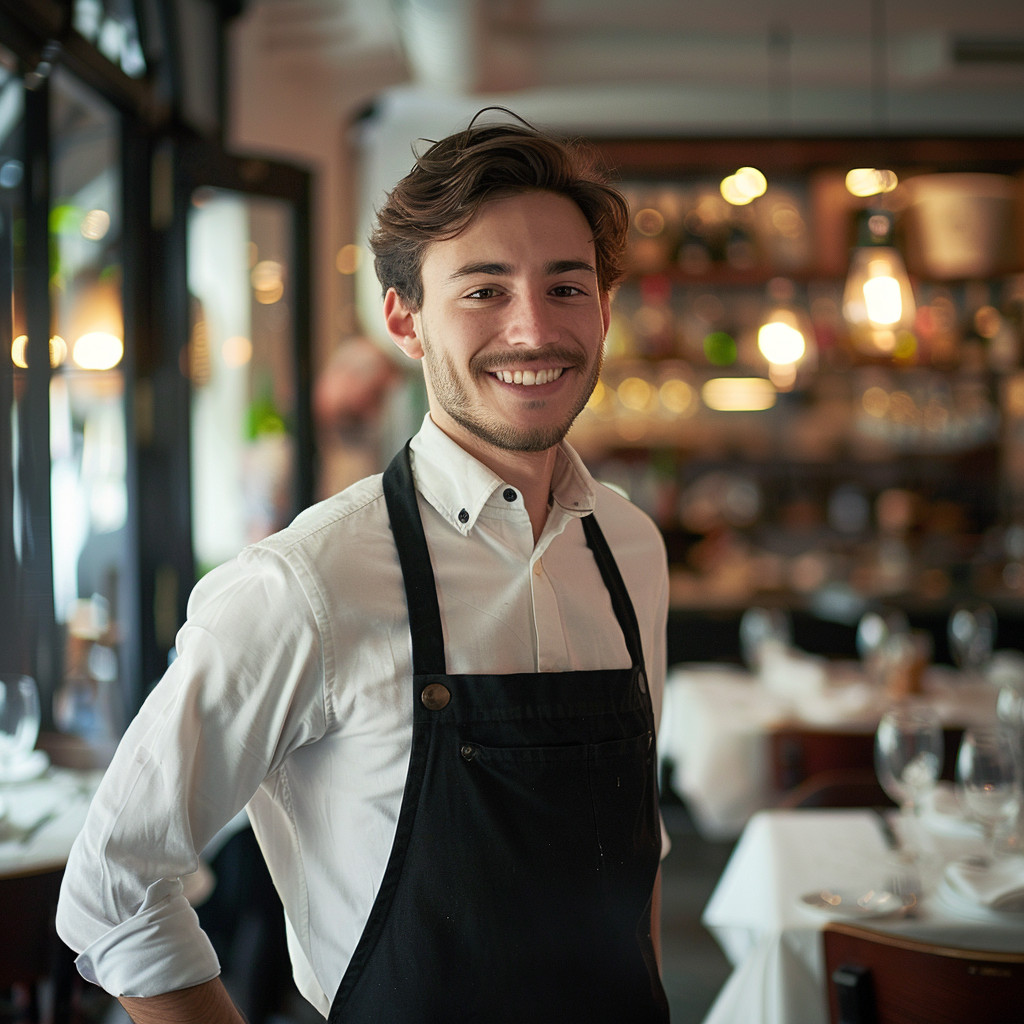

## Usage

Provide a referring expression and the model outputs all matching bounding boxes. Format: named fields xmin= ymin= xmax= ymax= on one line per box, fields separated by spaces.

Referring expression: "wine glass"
xmin=856 ymin=608 xmax=909 ymax=687
xmin=948 ymin=603 xmax=996 ymax=675
xmin=739 ymin=607 xmax=791 ymax=672
xmin=955 ymin=726 xmax=1020 ymax=865
xmin=0 ymin=675 xmax=41 ymax=778
xmin=875 ymin=705 xmax=944 ymax=849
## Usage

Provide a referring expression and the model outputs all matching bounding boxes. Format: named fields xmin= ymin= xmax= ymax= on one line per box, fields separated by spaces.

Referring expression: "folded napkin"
xmin=919 ymin=781 xmax=984 ymax=839
xmin=943 ymin=856 xmax=1024 ymax=913
xmin=759 ymin=643 xmax=828 ymax=702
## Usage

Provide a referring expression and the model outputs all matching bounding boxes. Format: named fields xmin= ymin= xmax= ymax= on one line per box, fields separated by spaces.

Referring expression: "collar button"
xmin=458 ymin=508 xmax=469 ymax=523
xmin=502 ymin=488 xmax=517 ymax=502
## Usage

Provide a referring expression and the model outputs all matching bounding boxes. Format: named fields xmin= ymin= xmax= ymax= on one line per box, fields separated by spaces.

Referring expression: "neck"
xmin=429 ymin=414 xmax=558 ymax=545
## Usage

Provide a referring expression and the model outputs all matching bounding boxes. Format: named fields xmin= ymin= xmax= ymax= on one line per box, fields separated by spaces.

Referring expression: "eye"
xmin=464 ymin=286 xmax=502 ymax=300
xmin=550 ymin=284 xmax=586 ymax=298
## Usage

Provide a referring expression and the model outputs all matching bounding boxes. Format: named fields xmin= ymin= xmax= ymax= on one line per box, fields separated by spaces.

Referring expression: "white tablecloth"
xmin=0 ymin=767 xmax=103 ymax=877
xmin=658 ymin=663 xmax=999 ymax=839
xmin=701 ymin=809 xmax=1024 ymax=1024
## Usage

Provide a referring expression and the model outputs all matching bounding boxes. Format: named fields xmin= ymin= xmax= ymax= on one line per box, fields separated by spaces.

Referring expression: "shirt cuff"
xmin=64 ymin=879 xmax=221 ymax=999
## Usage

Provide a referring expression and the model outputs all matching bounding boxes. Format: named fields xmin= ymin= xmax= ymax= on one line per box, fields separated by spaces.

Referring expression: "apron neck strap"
xmin=383 ymin=441 xmax=447 ymax=676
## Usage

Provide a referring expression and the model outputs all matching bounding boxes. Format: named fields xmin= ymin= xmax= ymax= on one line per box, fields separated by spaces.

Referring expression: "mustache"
xmin=469 ymin=346 xmax=588 ymax=373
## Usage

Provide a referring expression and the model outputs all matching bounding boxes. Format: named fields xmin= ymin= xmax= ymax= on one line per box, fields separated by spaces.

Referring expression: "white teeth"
xmin=494 ymin=367 xmax=566 ymax=385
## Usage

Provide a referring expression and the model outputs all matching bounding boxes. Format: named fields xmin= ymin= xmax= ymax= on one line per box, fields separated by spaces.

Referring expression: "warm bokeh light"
xmin=49 ymin=335 xmax=67 ymax=367
xmin=862 ymin=386 xmax=890 ymax=417
xmin=757 ymin=318 xmax=806 ymax=365
xmin=845 ymin=168 xmax=898 ymax=198
xmin=633 ymin=208 xmax=666 ymax=236
xmin=335 ymin=244 xmax=363 ymax=275
xmin=251 ymin=260 xmax=284 ymax=303
xmin=768 ymin=362 xmax=797 ymax=390
xmin=80 ymin=209 xmax=111 ymax=240
xmin=734 ymin=167 xmax=767 ymax=198
xmin=659 ymin=378 xmax=694 ymax=414
xmin=720 ymin=175 xmax=752 ymax=206
xmin=702 ymin=377 xmax=777 ymax=412
xmin=586 ymin=379 xmax=606 ymax=409
xmin=72 ymin=331 xmax=123 ymax=370
xmin=222 ymin=335 xmax=253 ymax=368
xmin=617 ymin=376 xmax=653 ymax=411
xmin=10 ymin=335 xmax=67 ymax=367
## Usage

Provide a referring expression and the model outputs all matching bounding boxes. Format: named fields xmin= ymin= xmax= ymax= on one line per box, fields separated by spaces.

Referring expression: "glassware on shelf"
xmin=856 ymin=608 xmax=909 ymax=686
xmin=955 ymin=726 xmax=1020 ymax=865
xmin=948 ymin=602 xmax=997 ymax=675
xmin=0 ymin=675 xmax=41 ymax=779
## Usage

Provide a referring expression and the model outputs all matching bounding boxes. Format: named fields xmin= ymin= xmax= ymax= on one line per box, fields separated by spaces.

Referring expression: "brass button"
xmin=421 ymin=683 xmax=451 ymax=710
xmin=460 ymin=743 xmax=475 ymax=760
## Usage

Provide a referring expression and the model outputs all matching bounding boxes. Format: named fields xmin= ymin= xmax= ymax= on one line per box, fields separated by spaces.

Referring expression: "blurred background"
xmin=3 ymin=1 xmax=1024 ymax=1021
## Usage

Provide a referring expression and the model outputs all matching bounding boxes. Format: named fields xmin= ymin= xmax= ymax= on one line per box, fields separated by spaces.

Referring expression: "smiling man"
xmin=57 ymin=116 xmax=670 ymax=1024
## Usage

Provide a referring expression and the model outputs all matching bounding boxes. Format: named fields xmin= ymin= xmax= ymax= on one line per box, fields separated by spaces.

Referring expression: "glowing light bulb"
xmin=863 ymin=262 xmax=903 ymax=325
xmin=845 ymin=168 xmax=899 ymax=198
xmin=757 ymin=319 xmax=806 ymax=365
xmin=72 ymin=332 xmax=123 ymax=370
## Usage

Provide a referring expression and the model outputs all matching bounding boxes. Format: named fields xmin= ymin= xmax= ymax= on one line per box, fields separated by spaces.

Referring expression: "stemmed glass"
xmin=948 ymin=603 xmax=996 ymax=675
xmin=739 ymin=607 xmax=791 ymax=672
xmin=955 ymin=726 xmax=1020 ymax=866
xmin=0 ymin=675 xmax=41 ymax=779
xmin=875 ymin=705 xmax=945 ymax=852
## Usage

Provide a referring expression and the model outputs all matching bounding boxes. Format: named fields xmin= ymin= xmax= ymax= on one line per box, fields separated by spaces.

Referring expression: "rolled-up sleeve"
xmin=56 ymin=545 xmax=328 ymax=998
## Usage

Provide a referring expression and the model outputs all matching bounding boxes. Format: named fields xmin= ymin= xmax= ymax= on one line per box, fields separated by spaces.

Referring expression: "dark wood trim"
xmin=590 ymin=136 xmax=1024 ymax=177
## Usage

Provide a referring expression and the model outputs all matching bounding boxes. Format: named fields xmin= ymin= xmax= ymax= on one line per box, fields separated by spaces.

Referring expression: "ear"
xmin=383 ymin=288 xmax=424 ymax=360
xmin=600 ymin=291 xmax=612 ymax=337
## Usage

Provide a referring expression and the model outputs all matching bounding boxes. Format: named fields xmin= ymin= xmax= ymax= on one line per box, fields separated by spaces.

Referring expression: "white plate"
xmin=799 ymin=887 xmax=917 ymax=919
xmin=0 ymin=749 xmax=50 ymax=783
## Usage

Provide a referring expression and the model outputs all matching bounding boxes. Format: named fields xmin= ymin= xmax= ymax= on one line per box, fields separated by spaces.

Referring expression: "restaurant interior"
xmin=2 ymin=0 xmax=1024 ymax=1022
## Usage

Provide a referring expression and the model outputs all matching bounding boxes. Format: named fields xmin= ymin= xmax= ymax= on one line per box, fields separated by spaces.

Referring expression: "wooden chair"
xmin=823 ymin=921 xmax=1024 ymax=1024
xmin=0 ymin=867 xmax=79 ymax=1023
xmin=769 ymin=726 xmax=964 ymax=808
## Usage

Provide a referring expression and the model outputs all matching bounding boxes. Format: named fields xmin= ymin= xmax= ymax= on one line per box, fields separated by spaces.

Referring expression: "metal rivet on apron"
xmin=637 ymin=670 xmax=647 ymax=694
xmin=460 ymin=743 xmax=475 ymax=760
xmin=421 ymin=683 xmax=451 ymax=710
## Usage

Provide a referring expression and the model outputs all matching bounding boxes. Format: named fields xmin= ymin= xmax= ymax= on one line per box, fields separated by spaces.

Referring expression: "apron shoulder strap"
xmin=382 ymin=442 xmax=446 ymax=676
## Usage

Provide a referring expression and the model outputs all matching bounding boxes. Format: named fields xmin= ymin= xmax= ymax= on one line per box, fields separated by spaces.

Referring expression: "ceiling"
xmin=246 ymin=0 xmax=1024 ymax=98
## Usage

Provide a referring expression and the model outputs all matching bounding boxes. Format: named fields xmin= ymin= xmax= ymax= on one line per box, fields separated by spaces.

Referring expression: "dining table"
xmin=657 ymin=655 xmax=1000 ymax=839
xmin=0 ymin=764 xmax=105 ymax=877
xmin=700 ymin=807 xmax=1024 ymax=1024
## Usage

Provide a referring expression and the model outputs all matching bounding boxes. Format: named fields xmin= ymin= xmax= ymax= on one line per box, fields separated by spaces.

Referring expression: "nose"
xmin=506 ymin=292 xmax=560 ymax=349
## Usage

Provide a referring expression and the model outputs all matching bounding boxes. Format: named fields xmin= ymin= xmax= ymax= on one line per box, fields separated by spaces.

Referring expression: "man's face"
xmin=386 ymin=190 xmax=610 ymax=456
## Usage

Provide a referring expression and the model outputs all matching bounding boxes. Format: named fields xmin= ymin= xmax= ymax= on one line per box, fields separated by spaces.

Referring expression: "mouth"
xmin=489 ymin=367 xmax=566 ymax=386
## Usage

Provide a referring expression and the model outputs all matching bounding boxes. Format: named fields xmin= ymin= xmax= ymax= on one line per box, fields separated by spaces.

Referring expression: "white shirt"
xmin=56 ymin=415 xmax=669 ymax=1016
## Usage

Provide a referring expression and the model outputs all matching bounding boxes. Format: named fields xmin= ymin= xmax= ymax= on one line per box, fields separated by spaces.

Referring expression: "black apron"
xmin=328 ymin=443 xmax=669 ymax=1023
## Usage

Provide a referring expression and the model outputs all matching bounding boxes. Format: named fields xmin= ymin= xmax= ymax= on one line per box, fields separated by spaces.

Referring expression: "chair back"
xmin=823 ymin=921 xmax=1024 ymax=1024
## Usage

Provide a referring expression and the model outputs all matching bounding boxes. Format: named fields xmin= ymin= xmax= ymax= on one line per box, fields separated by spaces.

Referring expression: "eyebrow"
xmin=448 ymin=258 xmax=597 ymax=280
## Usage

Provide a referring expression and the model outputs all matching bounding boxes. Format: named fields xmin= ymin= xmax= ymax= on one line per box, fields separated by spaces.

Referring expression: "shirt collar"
xmin=408 ymin=414 xmax=596 ymax=536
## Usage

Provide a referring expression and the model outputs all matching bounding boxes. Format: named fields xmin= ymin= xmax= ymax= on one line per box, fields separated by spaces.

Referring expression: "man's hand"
xmin=119 ymin=978 xmax=247 ymax=1024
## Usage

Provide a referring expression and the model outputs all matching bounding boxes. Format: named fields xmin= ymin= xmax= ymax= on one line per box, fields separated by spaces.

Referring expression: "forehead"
xmin=420 ymin=191 xmax=597 ymax=277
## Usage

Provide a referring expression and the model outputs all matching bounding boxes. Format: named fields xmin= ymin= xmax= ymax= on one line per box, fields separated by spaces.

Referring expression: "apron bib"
xmin=328 ymin=443 xmax=669 ymax=1023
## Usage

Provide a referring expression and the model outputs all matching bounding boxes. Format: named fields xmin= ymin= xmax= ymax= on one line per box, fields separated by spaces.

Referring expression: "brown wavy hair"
xmin=369 ymin=111 xmax=629 ymax=311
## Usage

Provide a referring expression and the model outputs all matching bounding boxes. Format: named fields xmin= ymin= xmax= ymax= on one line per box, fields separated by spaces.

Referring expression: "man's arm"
xmin=119 ymin=978 xmax=246 ymax=1024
